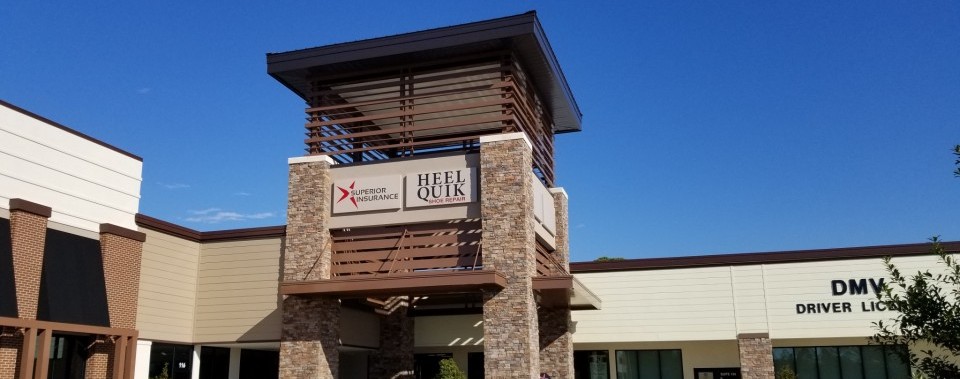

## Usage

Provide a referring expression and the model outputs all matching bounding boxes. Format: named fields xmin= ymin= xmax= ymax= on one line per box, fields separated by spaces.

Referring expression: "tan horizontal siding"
xmin=193 ymin=237 xmax=283 ymax=343
xmin=137 ymin=228 xmax=200 ymax=342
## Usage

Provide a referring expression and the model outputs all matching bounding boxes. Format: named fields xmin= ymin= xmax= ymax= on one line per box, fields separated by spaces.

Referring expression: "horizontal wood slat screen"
xmin=331 ymin=219 xmax=483 ymax=277
xmin=536 ymin=241 xmax=567 ymax=276
xmin=305 ymin=53 xmax=556 ymax=185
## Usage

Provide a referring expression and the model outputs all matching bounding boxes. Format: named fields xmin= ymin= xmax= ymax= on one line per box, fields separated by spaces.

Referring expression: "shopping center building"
xmin=1 ymin=11 xmax=957 ymax=379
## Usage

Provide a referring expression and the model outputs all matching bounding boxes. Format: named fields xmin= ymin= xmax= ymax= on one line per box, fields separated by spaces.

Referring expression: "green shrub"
xmin=435 ymin=358 xmax=466 ymax=379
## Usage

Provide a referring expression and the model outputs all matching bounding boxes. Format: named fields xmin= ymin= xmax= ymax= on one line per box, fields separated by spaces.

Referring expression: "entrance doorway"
xmin=414 ymin=353 xmax=452 ymax=379
xmin=46 ymin=334 xmax=87 ymax=379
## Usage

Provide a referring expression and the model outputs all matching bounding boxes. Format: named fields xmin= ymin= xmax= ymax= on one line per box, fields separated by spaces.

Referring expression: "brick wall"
xmin=85 ymin=338 xmax=114 ymax=379
xmin=9 ymin=200 xmax=51 ymax=320
xmin=99 ymin=225 xmax=145 ymax=330
xmin=279 ymin=159 xmax=339 ymax=379
xmin=480 ymin=135 xmax=541 ymax=379
xmin=0 ymin=334 xmax=22 ymax=379
xmin=738 ymin=333 xmax=775 ymax=379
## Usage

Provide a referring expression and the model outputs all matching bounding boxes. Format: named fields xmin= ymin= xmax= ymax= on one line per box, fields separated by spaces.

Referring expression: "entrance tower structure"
xmin=267 ymin=12 xmax=599 ymax=378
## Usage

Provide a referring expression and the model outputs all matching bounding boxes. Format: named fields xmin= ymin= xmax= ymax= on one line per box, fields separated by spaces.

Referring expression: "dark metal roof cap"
xmin=266 ymin=11 xmax=582 ymax=133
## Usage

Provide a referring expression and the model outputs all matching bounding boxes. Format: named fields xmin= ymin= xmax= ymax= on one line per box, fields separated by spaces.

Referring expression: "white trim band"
xmin=288 ymin=155 xmax=335 ymax=165
xmin=548 ymin=187 xmax=568 ymax=198
xmin=479 ymin=132 xmax=533 ymax=150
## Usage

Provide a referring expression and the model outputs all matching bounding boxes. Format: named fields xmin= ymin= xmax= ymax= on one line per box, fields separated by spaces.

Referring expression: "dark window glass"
xmin=199 ymin=347 xmax=230 ymax=379
xmin=239 ymin=349 xmax=279 ymax=379
xmin=467 ymin=352 xmax=484 ymax=379
xmin=0 ymin=218 xmax=17 ymax=318
xmin=862 ymin=346 xmax=886 ymax=378
xmin=149 ymin=343 xmax=193 ymax=379
xmin=838 ymin=347 xmax=863 ymax=379
xmin=46 ymin=335 xmax=86 ymax=379
xmin=795 ymin=348 xmax=818 ymax=379
xmin=658 ymin=350 xmax=682 ymax=379
xmin=37 ymin=229 xmax=109 ymax=326
xmin=637 ymin=351 xmax=659 ymax=379
xmin=773 ymin=348 xmax=796 ymax=379
xmin=773 ymin=346 xmax=910 ymax=379
xmin=574 ymin=350 xmax=609 ymax=379
xmin=817 ymin=347 xmax=841 ymax=379
xmin=884 ymin=347 xmax=910 ymax=379
xmin=414 ymin=353 xmax=451 ymax=379
xmin=615 ymin=350 xmax=682 ymax=379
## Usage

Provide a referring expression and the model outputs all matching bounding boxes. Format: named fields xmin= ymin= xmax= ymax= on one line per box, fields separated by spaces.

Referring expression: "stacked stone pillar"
xmin=0 ymin=199 xmax=51 ymax=379
xmin=280 ymin=156 xmax=340 ymax=379
xmin=479 ymin=133 xmax=541 ymax=379
xmin=738 ymin=333 xmax=775 ymax=379
xmin=369 ymin=298 xmax=415 ymax=379
xmin=538 ymin=188 xmax=573 ymax=379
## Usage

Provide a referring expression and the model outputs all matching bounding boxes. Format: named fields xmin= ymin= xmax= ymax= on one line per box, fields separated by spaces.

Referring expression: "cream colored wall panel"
xmin=415 ymin=315 xmax=484 ymax=347
xmin=0 ymin=108 xmax=141 ymax=175
xmin=0 ymin=149 xmax=139 ymax=209
xmin=341 ymin=308 xmax=380 ymax=348
xmin=194 ymin=238 xmax=282 ymax=343
xmin=0 ymin=107 xmax=143 ymax=231
xmin=137 ymin=229 xmax=201 ymax=343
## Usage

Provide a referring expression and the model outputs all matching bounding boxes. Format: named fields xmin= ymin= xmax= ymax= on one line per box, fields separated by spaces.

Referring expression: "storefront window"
xmin=615 ymin=349 xmax=682 ymax=379
xmin=773 ymin=346 xmax=909 ymax=379
xmin=149 ymin=343 xmax=193 ymax=379
xmin=574 ymin=350 xmax=610 ymax=379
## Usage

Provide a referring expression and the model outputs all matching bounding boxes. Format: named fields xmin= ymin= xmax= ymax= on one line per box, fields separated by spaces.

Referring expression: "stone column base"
xmin=738 ymin=333 xmax=774 ymax=379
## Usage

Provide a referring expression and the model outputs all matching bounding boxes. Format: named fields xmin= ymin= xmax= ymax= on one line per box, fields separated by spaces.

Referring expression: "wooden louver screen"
xmin=305 ymin=53 xmax=557 ymax=185
xmin=331 ymin=219 xmax=483 ymax=277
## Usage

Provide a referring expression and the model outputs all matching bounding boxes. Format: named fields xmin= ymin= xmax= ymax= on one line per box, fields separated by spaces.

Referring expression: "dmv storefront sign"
xmin=332 ymin=168 xmax=477 ymax=214
xmin=795 ymin=278 xmax=889 ymax=314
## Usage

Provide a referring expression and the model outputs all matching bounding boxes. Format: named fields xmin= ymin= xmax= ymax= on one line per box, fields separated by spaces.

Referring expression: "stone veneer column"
xmin=280 ymin=156 xmax=339 ymax=379
xmin=2 ymin=199 xmax=50 ymax=379
xmin=479 ymin=133 xmax=540 ymax=379
xmin=369 ymin=299 xmax=414 ymax=379
xmin=538 ymin=188 xmax=573 ymax=379
xmin=86 ymin=224 xmax=146 ymax=379
xmin=738 ymin=333 xmax=775 ymax=379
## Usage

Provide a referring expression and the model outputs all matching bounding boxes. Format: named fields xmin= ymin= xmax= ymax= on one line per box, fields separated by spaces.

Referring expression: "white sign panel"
xmin=405 ymin=168 xmax=477 ymax=208
xmin=332 ymin=175 xmax=402 ymax=214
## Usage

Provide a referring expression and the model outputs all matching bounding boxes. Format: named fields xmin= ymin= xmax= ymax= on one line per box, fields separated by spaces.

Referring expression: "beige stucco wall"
xmin=194 ymin=237 xmax=283 ymax=343
xmin=137 ymin=228 xmax=201 ymax=342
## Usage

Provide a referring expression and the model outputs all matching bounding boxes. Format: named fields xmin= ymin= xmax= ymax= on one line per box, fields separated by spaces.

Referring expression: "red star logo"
xmin=337 ymin=181 xmax=357 ymax=208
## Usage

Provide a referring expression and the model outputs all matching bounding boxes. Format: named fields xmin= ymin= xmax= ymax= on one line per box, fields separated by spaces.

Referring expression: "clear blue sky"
xmin=2 ymin=1 xmax=958 ymax=262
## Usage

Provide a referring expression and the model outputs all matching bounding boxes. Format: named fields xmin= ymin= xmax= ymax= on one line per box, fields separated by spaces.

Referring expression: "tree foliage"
xmin=594 ymin=256 xmax=625 ymax=262
xmin=434 ymin=358 xmax=466 ymax=379
xmin=954 ymin=144 xmax=959 ymax=177
xmin=873 ymin=237 xmax=960 ymax=378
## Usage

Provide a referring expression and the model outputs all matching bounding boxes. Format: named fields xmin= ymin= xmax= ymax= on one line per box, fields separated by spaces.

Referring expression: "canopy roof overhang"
xmin=280 ymin=271 xmax=601 ymax=312
xmin=266 ymin=11 xmax=582 ymax=133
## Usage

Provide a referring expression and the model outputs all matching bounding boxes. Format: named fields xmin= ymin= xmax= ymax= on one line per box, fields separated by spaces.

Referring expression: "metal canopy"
xmin=266 ymin=11 xmax=582 ymax=133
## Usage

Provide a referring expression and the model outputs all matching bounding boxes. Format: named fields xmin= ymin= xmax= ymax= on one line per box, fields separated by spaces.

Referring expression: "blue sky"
xmin=2 ymin=1 xmax=958 ymax=262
